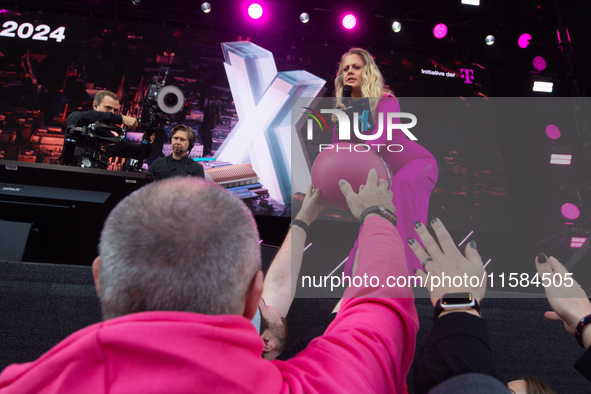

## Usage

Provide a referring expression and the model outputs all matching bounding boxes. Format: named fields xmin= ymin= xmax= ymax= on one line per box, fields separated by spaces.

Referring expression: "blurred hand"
xmin=338 ymin=168 xmax=395 ymax=221
xmin=295 ymin=184 xmax=329 ymax=226
xmin=409 ymin=218 xmax=486 ymax=308
xmin=535 ymin=254 xmax=591 ymax=344
xmin=122 ymin=115 xmax=138 ymax=128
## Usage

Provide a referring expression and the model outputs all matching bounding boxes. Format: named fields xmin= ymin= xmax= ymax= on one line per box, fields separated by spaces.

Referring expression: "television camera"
xmin=134 ymin=69 xmax=186 ymax=170
xmin=61 ymin=69 xmax=185 ymax=170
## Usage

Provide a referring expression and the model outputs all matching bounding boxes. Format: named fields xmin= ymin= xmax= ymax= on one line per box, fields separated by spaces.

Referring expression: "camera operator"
xmin=60 ymin=90 xmax=154 ymax=169
xmin=147 ymin=125 xmax=204 ymax=180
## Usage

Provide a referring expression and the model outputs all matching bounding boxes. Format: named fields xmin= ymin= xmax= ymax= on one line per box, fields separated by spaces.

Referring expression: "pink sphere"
xmin=311 ymin=143 xmax=391 ymax=210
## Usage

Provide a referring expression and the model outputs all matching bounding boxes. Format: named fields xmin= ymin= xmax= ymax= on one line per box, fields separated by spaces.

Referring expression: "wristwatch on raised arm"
xmin=433 ymin=292 xmax=480 ymax=321
xmin=290 ymin=219 xmax=309 ymax=235
xmin=359 ymin=205 xmax=397 ymax=227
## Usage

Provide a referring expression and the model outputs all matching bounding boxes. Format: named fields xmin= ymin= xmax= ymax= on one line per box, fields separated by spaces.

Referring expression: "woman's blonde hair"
xmin=334 ymin=48 xmax=393 ymax=117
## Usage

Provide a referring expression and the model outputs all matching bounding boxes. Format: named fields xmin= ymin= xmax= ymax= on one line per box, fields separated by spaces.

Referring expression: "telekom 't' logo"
xmin=459 ymin=68 xmax=475 ymax=84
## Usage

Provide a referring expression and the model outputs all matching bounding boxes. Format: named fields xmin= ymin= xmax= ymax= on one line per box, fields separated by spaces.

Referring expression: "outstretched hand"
xmin=409 ymin=218 xmax=486 ymax=307
xmin=338 ymin=168 xmax=395 ymax=221
xmin=295 ymin=184 xmax=329 ymax=226
xmin=535 ymin=253 xmax=591 ymax=345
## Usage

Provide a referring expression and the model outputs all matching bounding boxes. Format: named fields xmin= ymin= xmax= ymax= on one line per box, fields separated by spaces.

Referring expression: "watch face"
xmin=441 ymin=292 xmax=474 ymax=307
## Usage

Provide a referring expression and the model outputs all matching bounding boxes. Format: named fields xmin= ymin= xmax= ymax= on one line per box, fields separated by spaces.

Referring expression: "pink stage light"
xmin=518 ymin=33 xmax=531 ymax=48
xmin=533 ymin=56 xmax=547 ymax=71
xmin=433 ymin=24 xmax=448 ymax=39
xmin=342 ymin=14 xmax=356 ymax=29
xmin=545 ymin=124 xmax=561 ymax=139
xmin=248 ymin=3 xmax=263 ymax=19
xmin=571 ymin=237 xmax=587 ymax=248
xmin=561 ymin=203 xmax=580 ymax=220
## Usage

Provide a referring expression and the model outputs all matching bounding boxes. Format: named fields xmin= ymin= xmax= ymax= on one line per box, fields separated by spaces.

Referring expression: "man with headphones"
xmin=147 ymin=124 xmax=205 ymax=180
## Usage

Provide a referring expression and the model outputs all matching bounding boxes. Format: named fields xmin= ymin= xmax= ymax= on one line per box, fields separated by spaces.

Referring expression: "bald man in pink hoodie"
xmin=0 ymin=170 xmax=418 ymax=394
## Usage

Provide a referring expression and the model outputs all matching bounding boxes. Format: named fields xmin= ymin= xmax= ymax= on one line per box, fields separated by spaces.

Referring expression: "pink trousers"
xmin=344 ymin=157 xmax=439 ymax=276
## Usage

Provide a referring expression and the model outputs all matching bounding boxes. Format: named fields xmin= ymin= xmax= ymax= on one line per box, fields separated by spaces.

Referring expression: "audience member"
xmin=508 ymin=375 xmax=555 ymax=394
xmin=535 ymin=253 xmax=591 ymax=382
xmin=257 ymin=184 xmax=334 ymax=360
xmin=409 ymin=217 xmax=508 ymax=393
xmin=0 ymin=170 xmax=418 ymax=393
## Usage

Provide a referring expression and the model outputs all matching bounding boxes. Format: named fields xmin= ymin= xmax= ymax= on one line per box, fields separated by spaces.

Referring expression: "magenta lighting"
xmin=342 ymin=14 xmax=356 ymax=29
xmin=518 ymin=33 xmax=531 ymax=48
xmin=248 ymin=3 xmax=263 ymax=19
xmin=533 ymin=56 xmax=547 ymax=71
xmin=561 ymin=203 xmax=581 ymax=220
xmin=545 ymin=124 xmax=561 ymax=139
xmin=571 ymin=237 xmax=587 ymax=248
xmin=433 ymin=24 xmax=448 ymax=39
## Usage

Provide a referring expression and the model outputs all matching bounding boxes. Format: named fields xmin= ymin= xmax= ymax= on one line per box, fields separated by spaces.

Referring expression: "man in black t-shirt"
xmin=147 ymin=125 xmax=204 ymax=180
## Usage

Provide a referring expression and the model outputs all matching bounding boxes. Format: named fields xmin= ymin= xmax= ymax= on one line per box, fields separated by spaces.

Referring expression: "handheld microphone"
xmin=343 ymin=85 xmax=353 ymax=98
xmin=342 ymin=85 xmax=353 ymax=109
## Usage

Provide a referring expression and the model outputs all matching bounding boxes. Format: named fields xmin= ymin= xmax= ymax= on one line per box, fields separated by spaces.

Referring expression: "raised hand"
xmin=409 ymin=218 xmax=486 ymax=307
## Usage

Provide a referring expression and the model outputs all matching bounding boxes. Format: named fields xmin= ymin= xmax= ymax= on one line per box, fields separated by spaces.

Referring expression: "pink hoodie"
xmin=0 ymin=217 xmax=418 ymax=393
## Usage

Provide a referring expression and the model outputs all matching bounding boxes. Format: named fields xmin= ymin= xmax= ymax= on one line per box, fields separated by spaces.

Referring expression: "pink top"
xmin=0 ymin=217 xmax=418 ymax=394
xmin=333 ymin=95 xmax=435 ymax=174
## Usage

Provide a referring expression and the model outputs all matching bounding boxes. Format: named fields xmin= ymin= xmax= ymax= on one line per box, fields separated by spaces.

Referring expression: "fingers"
xmin=544 ymin=311 xmax=563 ymax=322
xmin=378 ymin=178 xmax=389 ymax=190
xmin=408 ymin=237 xmax=438 ymax=274
xmin=535 ymin=253 xmax=553 ymax=276
xmin=338 ymin=178 xmax=354 ymax=199
xmin=464 ymin=242 xmax=483 ymax=269
xmin=414 ymin=221 xmax=444 ymax=261
xmin=365 ymin=168 xmax=378 ymax=187
xmin=305 ymin=184 xmax=313 ymax=198
xmin=429 ymin=218 xmax=460 ymax=257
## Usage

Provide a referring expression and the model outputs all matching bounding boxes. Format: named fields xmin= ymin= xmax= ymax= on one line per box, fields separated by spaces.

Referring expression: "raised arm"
xmin=277 ymin=169 xmax=418 ymax=393
xmin=262 ymin=184 xmax=327 ymax=318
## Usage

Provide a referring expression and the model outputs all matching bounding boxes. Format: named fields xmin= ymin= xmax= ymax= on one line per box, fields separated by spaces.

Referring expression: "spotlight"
xmin=561 ymin=203 xmax=581 ymax=220
xmin=392 ymin=21 xmax=401 ymax=33
xmin=433 ymin=24 xmax=447 ymax=39
xmin=533 ymin=81 xmax=553 ymax=92
xmin=571 ymin=237 xmax=587 ymax=248
xmin=132 ymin=0 xmax=141 ymax=5
xmin=300 ymin=13 xmax=309 ymax=23
xmin=533 ymin=56 xmax=547 ymax=71
xmin=545 ymin=124 xmax=561 ymax=140
xmin=248 ymin=3 xmax=263 ymax=19
xmin=461 ymin=0 xmax=480 ymax=5
xmin=518 ymin=33 xmax=531 ymax=48
xmin=550 ymin=154 xmax=572 ymax=165
xmin=342 ymin=14 xmax=356 ymax=29
xmin=485 ymin=35 xmax=495 ymax=45
xmin=201 ymin=2 xmax=211 ymax=13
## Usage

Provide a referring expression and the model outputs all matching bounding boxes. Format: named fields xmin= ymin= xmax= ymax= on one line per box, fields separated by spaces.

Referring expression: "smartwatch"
xmin=433 ymin=292 xmax=480 ymax=321
xmin=359 ymin=205 xmax=397 ymax=226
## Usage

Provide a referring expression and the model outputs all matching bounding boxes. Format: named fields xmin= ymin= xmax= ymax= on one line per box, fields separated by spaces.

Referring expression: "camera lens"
xmin=164 ymin=93 xmax=178 ymax=107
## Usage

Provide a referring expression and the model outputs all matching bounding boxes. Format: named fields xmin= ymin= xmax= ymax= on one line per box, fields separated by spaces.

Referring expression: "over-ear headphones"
xmin=169 ymin=125 xmax=195 ymax=153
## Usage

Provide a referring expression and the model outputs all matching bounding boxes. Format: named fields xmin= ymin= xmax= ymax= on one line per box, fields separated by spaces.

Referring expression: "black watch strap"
xmin=290 ymin=219 xmax=309 ymax=235
xmin=359 ymin=205 xmax=397 ymax=226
